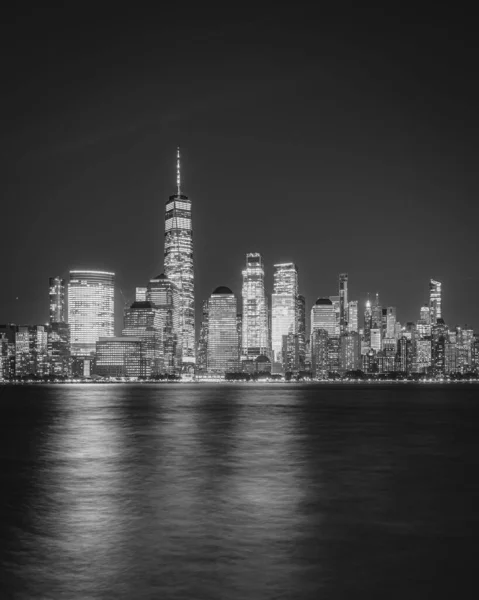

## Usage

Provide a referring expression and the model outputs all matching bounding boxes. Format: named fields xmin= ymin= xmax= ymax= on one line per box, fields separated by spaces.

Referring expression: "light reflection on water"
xmin=1 ymin=384 xmax=479 ymax=598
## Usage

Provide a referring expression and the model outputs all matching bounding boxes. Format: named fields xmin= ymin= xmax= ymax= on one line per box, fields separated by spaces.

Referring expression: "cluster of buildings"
xmin=2 ymin=151 xmax=478 ymax=381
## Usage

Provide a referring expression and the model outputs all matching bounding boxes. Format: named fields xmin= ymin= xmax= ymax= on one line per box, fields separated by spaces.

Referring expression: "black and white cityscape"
xmin=1 ymin=148 xmax=478 ymax=382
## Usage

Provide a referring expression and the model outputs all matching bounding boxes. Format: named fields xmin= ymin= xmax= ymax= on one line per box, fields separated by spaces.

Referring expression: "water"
xmin=1 ymin=383 xmax=478 ymax=599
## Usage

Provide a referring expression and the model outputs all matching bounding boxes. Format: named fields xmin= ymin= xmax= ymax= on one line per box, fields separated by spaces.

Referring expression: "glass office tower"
xmin=164 ymin=148 xmax=195 ymax=368
xmin=68 ymin=270 xmax=115 ymax=356
xmin=241 ymin=253 xmax=269 ymax=359
xmin=429 ymin=279 xmax=442 ymax=323
xmin=49 ymin=276 xmax=65 ymax=323
xmin=271 ymin=263 xmax=298 ymax=370
xmin=207 ymin=287 xmax=239 ymax=375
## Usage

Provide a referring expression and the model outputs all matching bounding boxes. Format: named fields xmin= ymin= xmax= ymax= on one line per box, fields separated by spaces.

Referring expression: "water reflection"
xmin=1 ymin=384 xmax=479 ymax=598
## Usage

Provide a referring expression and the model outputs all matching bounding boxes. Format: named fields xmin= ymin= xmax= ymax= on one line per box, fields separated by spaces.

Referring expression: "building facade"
xmin=95 ymin=337 xmax=143 ymax=378
xmin=271 ymin=263 xmax=298 ymax=371
xmin=241 ymin=253 xmax=269 ymax=359
xmin=206 ymin=287 xmax=239 ymax=375
xmin=68 ymin=270 xmax=115 ymax=356
xmin=122 ymin=301 xmax=162 ymax=377
xmin=49 ymin=276 xmax=65 ymax=323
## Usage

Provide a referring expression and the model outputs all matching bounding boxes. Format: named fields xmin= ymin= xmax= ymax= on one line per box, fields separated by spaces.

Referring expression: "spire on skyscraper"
xmin=176 ymin=146 xmax=181 ymax=195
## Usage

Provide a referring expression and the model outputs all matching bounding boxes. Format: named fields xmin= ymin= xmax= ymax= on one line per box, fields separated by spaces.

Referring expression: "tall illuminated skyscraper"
xmin=68 ymin=270 xmax=115 ymax=356
xmin=122 ymin=301 xmax=162 ymax=376
xmin=339 ymin=273 xmax=348 ymax=334
xmin=241 ymin=253 xmax=269 ymax=359
xmin=347 ymin=300 xmax=358 ymax=333
xmin=49 ymin=277 xmax=65 ymax=323
xmin=164 ymin=148 xmax=195 ymax=368
xmin=429 ymin=279 xmax=442 ymax=323
xmin=271 ymin=263 xmax=298 ymax=370
xmin=207 ymin=287 xmax=239 ymax=375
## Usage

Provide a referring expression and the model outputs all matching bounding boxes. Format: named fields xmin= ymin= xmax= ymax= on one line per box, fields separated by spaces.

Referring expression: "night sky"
xmin=1 ymin=8 xmax=478 ymax=333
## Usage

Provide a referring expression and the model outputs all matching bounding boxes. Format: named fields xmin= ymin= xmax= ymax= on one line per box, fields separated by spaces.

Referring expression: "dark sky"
xmin=1 ymin=7 xmax=478 ymax=333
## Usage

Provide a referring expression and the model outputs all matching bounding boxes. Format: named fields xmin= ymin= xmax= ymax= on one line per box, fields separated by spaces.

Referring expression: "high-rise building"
xmin=311 ymin=329 xmax=329 ymax=379
xmin=431 ymin=319 xmax=447 ymax=377
xmin=95 ymin=337 xmax=143 ymax=378
xmin=68 ymin=270 xmax=115 ymax=356
xmin=147 ymin=274 xmax=180 ymax=373
xmin=196 ymin=299 xmax=209 ymax=373
xmin=271 ymin=263 xmax=298 ymax=370
xmin=311 ymin=298 xmax=337 ymax=336
xmin=329 ymin=296 xmax=340 ymax=336
xmin=135 ymin=287 xmax=148 ymax=302
xmin=15 ymin=325 xmax=48 ymax=377
xmin=47 ymin=322 xmax=71 ymax=377
xmin=339 ymin=273 xmax=348 ymax=335
xmin=363 ymin=298 xmax=372 ymax=345
xmin=340 ymin=332 xmax=360 ymax=372
xmin=414 ymin=339 xmax=432 ymax=373
xmin=429 ymin=279 xmax=442 ymax=324
xmin=241 ymin=253 xmax=269 ymax=359
xmin=347 ymin=300 xmax=358 ymax=333
xmin=206 ymin=287 xmax=239 ymax=375
xmin=164 ymin=148 xmax=195 ymax=368
xmin=370 ymin=327 xmax=382 ymax=353
xmin=49 ymin=276 xmax=65 ymax=323
xmin=385 ymin=307 xmax=396 ymax=339
xmin=122 ymin=301 xmax=162 ymax=377
xmin=0 ymin=324 xmax=17 ymax=379
xmin=371 ymin=293 xmax=382 ymax=331
xmin=297 ymin=294 xmax=306 ymax=371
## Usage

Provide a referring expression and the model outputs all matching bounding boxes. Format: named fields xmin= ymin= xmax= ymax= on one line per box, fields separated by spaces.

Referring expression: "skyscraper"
xmin=196 ymin=299 xmax=209 ymax=373
xmin=68 ymin=270 xmax=115 ymax=356
xmin=164 ymin=148 xmax=195 ymax=368
xmin=241 ymin=253 xmax=269 ymax=359
xmin=363 ymin=297 xmax=372 ymax=344
xmin=147 ymin=274 xmax=180 ymax=373
xmin=385 ymin=307 xmax=397 ymax=339
xmin=122 ymin=301 xmax=162 ymax=376
xmin=430 ymin=279 xmax=442 ymax=323
xmin=206 ymin=287 xmax=239 ymax=375
xmin=271 ymin=263 xmax=298 ymax=370
xmin=339 ymin=273 xmax=348 ymax=335
xmin=347 ymin=300 xmax=358 ymax=333
xmin=311 ymin=298 xmax=337 ymax=336
xmin=49 ymin=276 xmax=65 ymax=323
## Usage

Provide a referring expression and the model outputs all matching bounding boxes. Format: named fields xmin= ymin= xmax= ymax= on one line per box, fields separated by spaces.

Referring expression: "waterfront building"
xmin=347 ymin=300 xmax=358 ymax=333
xmin=122 ymin=301 xmax=162 ymax=377
xmin=49 ymin=276 xmax=65 ymax=323
xmin=311 ymin=328 xmax=329 ymax=379
xmin=206 ymin=287 xmax=239 ymax=375
xmin=328 ymin=336 xmax=340 ymax=373
xmin=414 ymin=339 xmax=432 ymax=373
xmin=68 ymin=270 xmax=115 ymax=357
xmin=282 ymin=333 xmax=300 ymax=374
xmin=0 ymin=324 xmax=18 ymax=379
xmin=311 ymin=298 xmax=337 ymax=336
xmin=196 ymin=299 xmax=209 ymax=373
xmin=147 ymin=274 xmax=180 ymax=373
xmin=241 ymin=253 xmax=269 ymax=360
xmin=431 ymin=319 xmax=447 ymax=377
xmin=429 ymin=279 xmax=442 ymax=323
xmin=340 ymin=332 xmax=360 ymax=372
xmin=271 ymin=263 xmax=298 ymax=371
xmin=47 ymin=322 xmax=71 ymax=377
xmin=95 ymin=337 xmax=143 ymax=378
xmin=15 ymin=325 xmax=48 ymax=377
xmin=339 ymin=273 xmax=348 ymax=335
xmin=163 ymin=148 xmax=195 ymax=368
xmin=297 ymin=295 xmax=306 ymax=371
xmin=472 ymin=335 xmax=479 ymax=374
xmin=445 ymin=341 xmax=457 ymax=374
xmin=396 ymin=337 xmax=413 ymax=374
